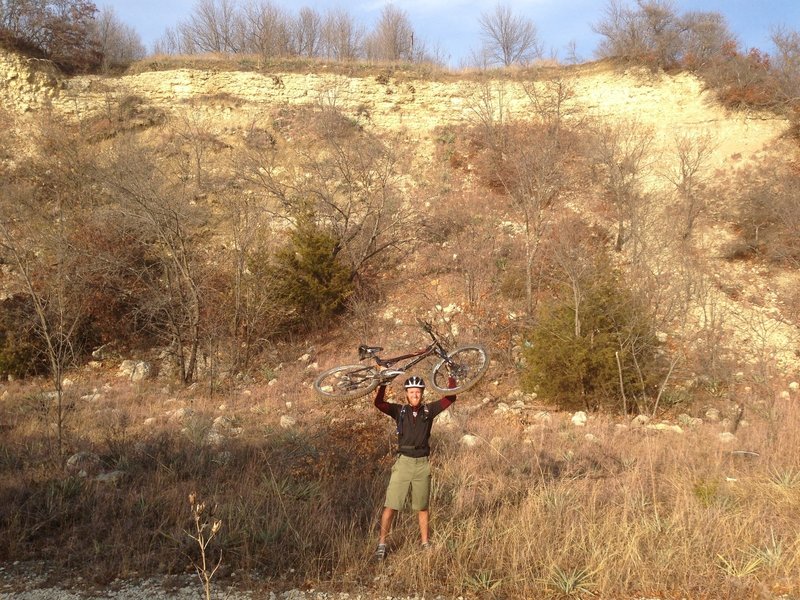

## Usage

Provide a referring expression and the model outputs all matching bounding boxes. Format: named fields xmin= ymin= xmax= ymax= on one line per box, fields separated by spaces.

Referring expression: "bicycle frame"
xmin=314 ymin=319 xmax=488 ymax=399
xmin=361 ymin=324 xmax=450 ymax=374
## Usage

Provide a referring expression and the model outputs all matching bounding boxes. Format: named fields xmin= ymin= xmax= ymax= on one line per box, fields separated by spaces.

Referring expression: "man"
xmin=373 ymin=374 xmax=456 ymax=561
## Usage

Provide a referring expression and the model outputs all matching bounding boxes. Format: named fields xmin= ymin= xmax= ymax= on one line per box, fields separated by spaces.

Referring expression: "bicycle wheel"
xmin=313 ymin=364 xmax=381 ymax=400
xmin=429 ymin=344 xmax=490 ymax=395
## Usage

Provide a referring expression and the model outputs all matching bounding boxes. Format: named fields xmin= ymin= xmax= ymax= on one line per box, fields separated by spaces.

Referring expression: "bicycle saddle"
xmin=358 ymin=345 xmax=383 ymax=359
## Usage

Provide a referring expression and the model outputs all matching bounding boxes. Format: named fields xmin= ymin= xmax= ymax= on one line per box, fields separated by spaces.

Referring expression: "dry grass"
xmin=118 ymin=51 xmax=598 ymax=85
xmin=1 ymin=368 xmax=800 ymax=598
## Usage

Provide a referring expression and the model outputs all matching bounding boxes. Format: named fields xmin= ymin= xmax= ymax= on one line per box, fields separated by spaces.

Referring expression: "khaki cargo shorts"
xmin=384 ymin=455 xmax=431 ymax=511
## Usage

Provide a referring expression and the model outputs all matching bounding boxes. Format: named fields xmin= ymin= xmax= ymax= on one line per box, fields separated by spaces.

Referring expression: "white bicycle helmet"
xmin=403 ymin=376 xmax=426 ymax=389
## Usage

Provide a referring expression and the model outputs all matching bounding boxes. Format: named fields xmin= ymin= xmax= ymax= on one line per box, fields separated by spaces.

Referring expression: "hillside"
xmin=2 ymin=50 xmax=800 ymax=599
xmin=2 ymin=48 xmax=796 ymax=371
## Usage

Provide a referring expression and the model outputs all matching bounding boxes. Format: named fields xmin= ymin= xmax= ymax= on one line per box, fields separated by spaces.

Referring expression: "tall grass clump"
xmin=1 ymin=376 xmax=800 ymax=598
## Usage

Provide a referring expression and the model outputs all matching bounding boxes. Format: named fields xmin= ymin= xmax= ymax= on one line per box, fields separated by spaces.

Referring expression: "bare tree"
xmin=0 ymin=0 xmax=101 ymax=72
xmin=104 ymin=138 xmax=213 ymax=384
xmin=240 ymin=107 xmax=413 ymax=282
xmin=92 ymin=5 xmax=146 ymax=70
xmin=320 ymin=7 xmax=363 ymax=61
xmin=0 ymin=115 xmax=96 ymax=458
xmin=499 ymin=78 xmax=575 ymax=312
xmin=153 ymin=25 xmax=183 ymax=55
xmin=365 ymin=3 xmax=414 ymax=62
xmin=180 ymin=0 xmax=243 ymax=53
xmin=678 ymin=10 xmax=736 ymax=70
xmin=240 ymin=0 xmax=291 ymax=59
xmin=291 ymin=6 xmax=321 ymax=57
xmin=477 ymin=3 xmax=541 ymax=67
xmin=664 ymin=131 xmax=715 ymax=240
xmin=771 ymin=26 xmax=800 ymax=106
xmin=591 ymin=118 xmax=654 ymax=252
xmin=594 ymin=0 xmax=682 ymax=69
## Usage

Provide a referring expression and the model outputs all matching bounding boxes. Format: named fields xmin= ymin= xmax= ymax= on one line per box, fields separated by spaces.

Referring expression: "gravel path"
xmin=0 ymin=562 xmax=440 ymax=600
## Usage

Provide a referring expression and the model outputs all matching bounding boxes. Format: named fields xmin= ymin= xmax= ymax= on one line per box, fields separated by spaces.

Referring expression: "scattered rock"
xmin=677 ymin=413 xmax=703 ymax=427
xmin=131 ymin=361 xmax=153 ymax=382
xmin=169 ymin=407 xmax=194 ymax=422
xmin=718 ymin=432 xmax=736 ymax=443
xmin=204 ymin=430 xmax=225 ymax=446
xmin=461 ymin=434 xmax=478 ymax=446
xmin=631 ymin=414 xmax=650 ymax=427
xmin=214 ymin=451 xmax=233 ymax=465
xmin=646 ymin=423 xmax=684 ymax=434
xmin=118 ymin=360 xmax=154 ymax=381
xmin=493 ymin=402 xmax=510 ymax=415
xmin=66 ymin=451 xmax=101 ymax=477
xmin=95 ymin=470 xmax=126 ymax=484
xmin=705 ymin=408 xmax=721 ymax=422
xmin=436 ymin=410 xmax=453 ymax=426
xmin=280 ymin=415 xmax=296 ymax=429
xmin=571 ymin=411 xmax=587 ymax=427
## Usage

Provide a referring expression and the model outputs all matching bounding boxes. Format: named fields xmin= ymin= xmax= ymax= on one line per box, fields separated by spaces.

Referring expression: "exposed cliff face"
xmin=0 ymin=50 xmax=62 ymax=112
xmin=1 ymin=50 xmax=787 ymax=172
xmin=2 ymin=50 xmax=798 ymax=371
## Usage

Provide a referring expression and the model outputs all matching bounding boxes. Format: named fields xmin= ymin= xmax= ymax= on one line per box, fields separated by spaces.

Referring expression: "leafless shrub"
xmin=0 ymin=115 xmax=99 ymax=457
xmin=101 ymin=136 xmax=216 ymax=384
xmin=593 ymin=0 xmax=683 ymax=70
xmin=477 ymin=3 xmax=542 ymax=67
xmin=678 ymin=10 xmax=737 ymax=71
xmin=291 ymin=6 xmax=321 ymax=58
xmin=320 ymin=7 xmax=363 ymax=61
xmin=664 ymin=131 xmax=716 ymax=240
xmin=771 ymin=27 xmax=800 ymax=109
xmin=240 ymin=0 xmax=292 ymax=59
xmin=238 ymin=106 xmax=413 ymax=286
xmin=0 ymin=0 xmax=102 ymax=72
xmin=364 ymin=4 xmax=415 ymax=63
xmin=589 ymin=118 xmax=654 ymax=252
xmin=91 ymin=5 xmax=146 ymax=71
xmin=729 ymin=159 xmax=800 ymax=266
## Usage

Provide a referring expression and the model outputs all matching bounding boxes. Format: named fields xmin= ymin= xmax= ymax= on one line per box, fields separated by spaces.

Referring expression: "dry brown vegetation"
xmin=1 ymin=24 xmax=800 ymax=598
xmin=2 ymin=374 xmax=800 ymax=599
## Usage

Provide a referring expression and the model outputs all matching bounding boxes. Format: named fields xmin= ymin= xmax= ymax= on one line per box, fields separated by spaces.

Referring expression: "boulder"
xmin=118 ymin=360 xmax=154 ymax=381
xmin=646 ymin=423 xmax=684 ymax=434
xmin=571 ymin=411 xmax=587 ymax=426
xmin=66 ymin=451 xmax=101 ymax=477
xmin=95 ymin=470 xmax=126 ymax=484
xmin=460 ymin=434 xmax=479 ymax=447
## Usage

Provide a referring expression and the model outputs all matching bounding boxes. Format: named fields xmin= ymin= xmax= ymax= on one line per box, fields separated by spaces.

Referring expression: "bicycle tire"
xmin=429 ymin=344 xmax=490 ymax=395
xmin=313 ymin=364 xmax=381 ymax=400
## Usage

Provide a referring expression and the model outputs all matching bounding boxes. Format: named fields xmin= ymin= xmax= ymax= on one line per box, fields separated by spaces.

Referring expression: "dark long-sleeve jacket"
xmin=374 ymin=385 xmax=455 ymax=458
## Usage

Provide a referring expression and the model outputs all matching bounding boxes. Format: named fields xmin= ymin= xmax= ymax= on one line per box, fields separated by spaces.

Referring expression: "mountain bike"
xmin=313 ymin=320 xmax=490 ymax=400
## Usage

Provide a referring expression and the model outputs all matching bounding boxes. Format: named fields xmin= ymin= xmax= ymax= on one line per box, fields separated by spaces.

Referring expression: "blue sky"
xmin=101 ymin=0 xmax=799 ymax=66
